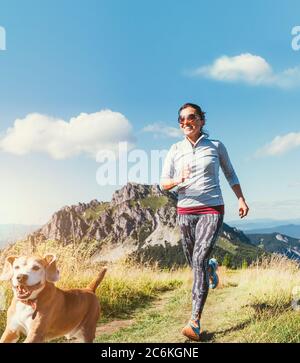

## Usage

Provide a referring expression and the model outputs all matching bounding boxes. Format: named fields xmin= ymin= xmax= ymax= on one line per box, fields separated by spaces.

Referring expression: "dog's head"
xmin=0 ymin=254 xmax=60 ymax=300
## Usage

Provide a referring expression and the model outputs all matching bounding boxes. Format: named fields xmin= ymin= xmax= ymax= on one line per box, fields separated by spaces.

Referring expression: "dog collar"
xmin=16 ymin=281 xmax=46 ymax=320
xmin=18 ymin=298 xmax=38 ymax=320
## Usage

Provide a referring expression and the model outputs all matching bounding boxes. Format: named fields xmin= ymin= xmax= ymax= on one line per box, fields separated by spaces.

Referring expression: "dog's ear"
xmin=43 ymin=254 xmax=60 ymax=282
xmin=0 ymin=256 xmax=18 ymax=281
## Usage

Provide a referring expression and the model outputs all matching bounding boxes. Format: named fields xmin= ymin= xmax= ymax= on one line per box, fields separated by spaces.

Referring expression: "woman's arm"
xmin=160 ymin=165 xmax=191 ymax=191
xmin=218 ymin=142 xmax=249 ymax=218
xmin=231 ymin=184 xmax=249 ymax=218
xmin=160 ymin=177 xmax=181 ymax=191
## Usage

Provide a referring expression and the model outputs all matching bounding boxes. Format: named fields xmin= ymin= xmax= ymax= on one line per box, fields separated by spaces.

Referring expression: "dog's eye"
xmin=32 ymin=266 xmax=40 ymax=271
xmin=14 ymin=266 xmax=20 ymax=270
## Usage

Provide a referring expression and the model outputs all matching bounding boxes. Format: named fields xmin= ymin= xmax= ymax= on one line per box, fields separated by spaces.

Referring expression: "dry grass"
xmin=237 ymin=254 xmax=300 ymax=309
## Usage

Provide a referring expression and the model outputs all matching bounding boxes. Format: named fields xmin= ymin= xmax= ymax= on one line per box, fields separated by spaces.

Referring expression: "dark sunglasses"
xmin=178 ymin=113 xmax=200 ymax=124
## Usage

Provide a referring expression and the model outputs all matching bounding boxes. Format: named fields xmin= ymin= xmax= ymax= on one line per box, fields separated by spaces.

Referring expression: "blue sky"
xmin=0 ymin=0 xmax=300 ymax=224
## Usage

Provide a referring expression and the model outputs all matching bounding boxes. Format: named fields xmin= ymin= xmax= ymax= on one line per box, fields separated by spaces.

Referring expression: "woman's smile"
xmin=179 ymin=106 xmax=204 ymax=141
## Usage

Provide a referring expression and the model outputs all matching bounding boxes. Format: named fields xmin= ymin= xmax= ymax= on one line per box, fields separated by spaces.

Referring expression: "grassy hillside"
xmin=132 ymin=235 xmax=265 ymax=269
xmin=213 ymin=236 xmax=265 ymax=268
xmin=1 ymin=241 xmax=299 ymax=343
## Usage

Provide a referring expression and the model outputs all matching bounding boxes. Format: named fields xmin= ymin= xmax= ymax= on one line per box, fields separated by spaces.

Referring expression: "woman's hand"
xmin=238 ymin=198 xmax=249 ymax=218
xmin=179 ymin=164 xmax=191 ymax=183
xmin=231 ymin=185 xmax=249 ymax=218
xmin=160 ymin=164 xmax=191 ymax=191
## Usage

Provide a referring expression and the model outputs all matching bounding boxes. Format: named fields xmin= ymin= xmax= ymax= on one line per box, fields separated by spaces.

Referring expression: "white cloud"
xmin=142 ymin=123 xmax=182 ymax=139
xmin=251 ymin=199 xmax=300 ymax=209
xmin=288 ymin=180 xmax=300 ymax=188
xmin=256 ymin=132 xmax=300 ymax=157
xmin=250 ymin=199 xmax=300 ymax=219
xmin=0 ymin=110 xmax=135 ymax=159
xmin=189 ymin=53 xmax=300 ymax=89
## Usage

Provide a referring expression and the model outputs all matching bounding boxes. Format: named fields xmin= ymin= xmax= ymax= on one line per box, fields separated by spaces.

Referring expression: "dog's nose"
xmin=16 ymin=274 xmax=28 ymax=283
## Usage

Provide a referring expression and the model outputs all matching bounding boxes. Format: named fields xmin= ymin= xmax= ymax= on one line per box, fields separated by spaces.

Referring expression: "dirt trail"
xmin=95 ymin=289 xmax=177 ymax=338
xmin=96 ymin=319 xmax=134 ymax=336
xmin=93 ymin=283 xmax=246 ymax=343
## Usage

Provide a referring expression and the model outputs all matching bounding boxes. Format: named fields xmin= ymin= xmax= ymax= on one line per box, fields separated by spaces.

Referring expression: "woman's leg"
xmin=177 ymin=214 xmax=199 ymax=267
xmin=191 ymin=214 xmax=223 ymax=321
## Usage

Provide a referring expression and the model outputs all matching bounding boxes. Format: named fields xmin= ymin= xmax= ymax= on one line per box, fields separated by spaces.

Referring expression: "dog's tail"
xmin=87 ymin=267 xmax=107 ymax=293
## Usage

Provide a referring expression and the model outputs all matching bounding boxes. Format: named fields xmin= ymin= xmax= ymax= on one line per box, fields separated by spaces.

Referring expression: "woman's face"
xmin=179 ymin=106 xmax=204 ymax=139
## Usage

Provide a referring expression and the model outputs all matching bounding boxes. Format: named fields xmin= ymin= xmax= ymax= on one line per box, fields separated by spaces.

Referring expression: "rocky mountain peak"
xmin=111 ymin=182 xmax=164 ymax=206
xmin=22 ymin=182 xmax=262 ymax=267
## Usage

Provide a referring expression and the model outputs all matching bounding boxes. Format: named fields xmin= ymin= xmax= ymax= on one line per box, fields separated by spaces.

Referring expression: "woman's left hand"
xmin=238 ymin=198 xmax=249 ymax=218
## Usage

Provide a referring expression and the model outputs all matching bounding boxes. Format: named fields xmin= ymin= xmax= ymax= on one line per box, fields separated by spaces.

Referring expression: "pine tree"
xmin=222 ymin=253 xmax=231 ymax=268
xmin=242 ymin=259 xmax=248 ymax=269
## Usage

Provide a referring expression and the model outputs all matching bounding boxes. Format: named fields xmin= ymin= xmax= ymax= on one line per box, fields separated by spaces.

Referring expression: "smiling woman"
xmin=0 ymin=26 xmax=6 ymax=50
xmin=160 ymin=102 xmax=249 ymax=341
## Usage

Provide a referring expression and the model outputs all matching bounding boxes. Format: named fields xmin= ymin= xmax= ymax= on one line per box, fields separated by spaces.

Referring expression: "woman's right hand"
xmin=160 ymin=164 xmax=191 ymax=191
xmin=178 ymin=164 xmax=191 ymax=184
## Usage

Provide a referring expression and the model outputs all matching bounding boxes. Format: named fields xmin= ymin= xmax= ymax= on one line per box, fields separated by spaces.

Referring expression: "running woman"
xmin=160 ymin=103 xmax=249 ymax=341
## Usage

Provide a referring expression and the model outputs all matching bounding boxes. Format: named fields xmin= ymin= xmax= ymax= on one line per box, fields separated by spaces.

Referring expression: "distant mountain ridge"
xmin=0 ymin=224 xmax=40 ymax=249
xmin=246 ymin=232 xmax=300 ymax=262
xmin=228 ymin=218 xmax=300 ymax=235
xmin=244 ymin=225 xmax=300 ymax=239
xmin=228 ymin=218 xmax=300 ymax=226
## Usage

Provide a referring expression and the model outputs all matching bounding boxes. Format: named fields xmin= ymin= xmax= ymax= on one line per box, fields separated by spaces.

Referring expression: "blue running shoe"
xmin=182 ymin=319 xmax=201 ymax=341
xmin=208 ymin=258 xmax=219 ymax=289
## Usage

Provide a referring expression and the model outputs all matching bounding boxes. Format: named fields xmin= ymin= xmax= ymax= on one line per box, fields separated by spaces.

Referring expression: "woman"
xmin=160 ymin=103 xmax=249 ymax=341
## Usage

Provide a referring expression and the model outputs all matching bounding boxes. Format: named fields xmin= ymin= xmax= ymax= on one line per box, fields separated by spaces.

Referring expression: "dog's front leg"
xmin=24 ymin=317 xmax=47 ymax=343
xmin=0 ymin=328 xmax=20 ymax=343
xmin=24 ymin=327 xmax=46 ymax=343
xmin=24 ymin=331 xmax=45 ymax=343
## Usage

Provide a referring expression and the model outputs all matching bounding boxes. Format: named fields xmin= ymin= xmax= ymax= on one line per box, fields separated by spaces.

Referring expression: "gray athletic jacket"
xmin=160 ymin=134 xmax=240 ymax=208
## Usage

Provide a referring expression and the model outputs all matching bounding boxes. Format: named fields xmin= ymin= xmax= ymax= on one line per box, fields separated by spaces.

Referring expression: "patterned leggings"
xmin=178 ymin=213 xmax=224 ymax=320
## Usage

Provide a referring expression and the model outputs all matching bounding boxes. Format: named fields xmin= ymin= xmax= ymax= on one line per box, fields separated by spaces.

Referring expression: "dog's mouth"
xmin=13 ymin=282 xmax=42 ymax=300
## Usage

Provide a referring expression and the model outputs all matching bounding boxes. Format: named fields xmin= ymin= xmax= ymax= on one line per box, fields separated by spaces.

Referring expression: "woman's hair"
xmin=178 ymin=102 xmax=209 ymax=136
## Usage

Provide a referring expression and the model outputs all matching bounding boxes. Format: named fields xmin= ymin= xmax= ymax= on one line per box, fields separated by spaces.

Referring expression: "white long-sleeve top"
xmin=160 ymin=134 xmax=240 ymax=208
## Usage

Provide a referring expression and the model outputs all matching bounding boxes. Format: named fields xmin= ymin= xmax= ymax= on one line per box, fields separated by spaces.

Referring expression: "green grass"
xmin=216 ymin=237 xmax=238 ymax=255
xmin=96 ymin=256 xmax=300 ymax=343
xmin=238 ymin=310 xmax=300 ymax=343
xmin=140 ymin=196 xmax=169 ymax=211
xmin=95 ymin=286 xmax=191 ymax=343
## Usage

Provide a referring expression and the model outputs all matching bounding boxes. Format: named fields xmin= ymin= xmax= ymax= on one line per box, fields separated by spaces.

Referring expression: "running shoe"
xmin=181 ymin=319 xmax=201 ymax=341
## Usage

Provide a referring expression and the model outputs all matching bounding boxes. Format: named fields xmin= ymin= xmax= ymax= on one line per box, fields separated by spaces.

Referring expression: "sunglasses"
xmin=178 ymin=113 xmax=200 ymax=124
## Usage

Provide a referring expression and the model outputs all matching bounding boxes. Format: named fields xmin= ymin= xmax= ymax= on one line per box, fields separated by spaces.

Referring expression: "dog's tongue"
xmin=17 ymin=285 xmax=28 ymax=295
